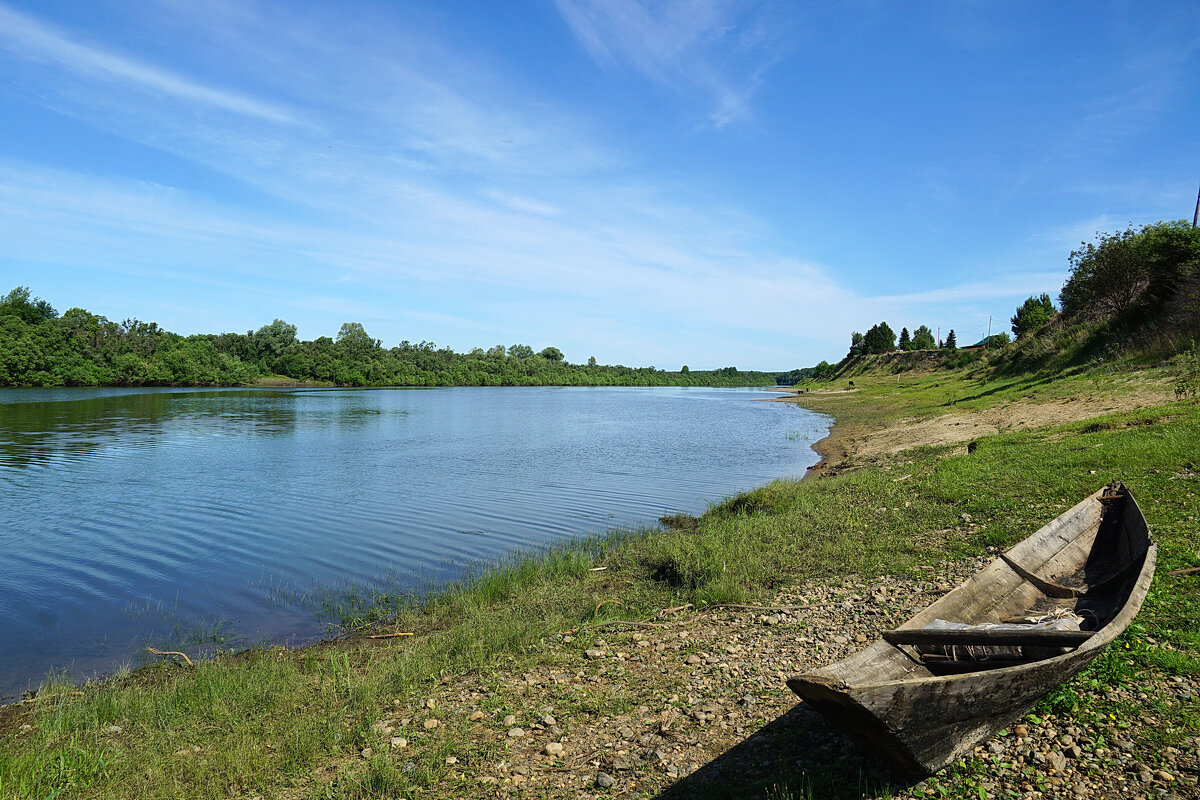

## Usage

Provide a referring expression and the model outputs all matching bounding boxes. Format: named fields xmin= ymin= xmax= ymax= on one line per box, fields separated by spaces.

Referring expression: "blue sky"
xmin=0 ymin=1 xmax=1197 ymax=369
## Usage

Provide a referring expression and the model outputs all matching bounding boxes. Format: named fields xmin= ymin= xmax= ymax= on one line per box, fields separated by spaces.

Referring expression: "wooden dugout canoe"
xmin=786 ymin=482 xmax=1156 ymax=777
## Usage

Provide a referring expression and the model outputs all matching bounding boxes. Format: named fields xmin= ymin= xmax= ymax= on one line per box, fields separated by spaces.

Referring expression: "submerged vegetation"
xmin=0 ymin=289 xmax=775 ymax=388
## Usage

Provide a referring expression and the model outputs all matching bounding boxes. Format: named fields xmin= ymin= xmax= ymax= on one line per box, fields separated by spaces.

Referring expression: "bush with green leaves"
xmin=1060 ymin=220 xmax=1200 ymax=320
xmin=910 ymin=324 xmax=936 ymax=350
xmin=1176 ymin=348 xmax=1200 ymax=400
xmin=1012 ymin=293 xmax=1057 ymax=338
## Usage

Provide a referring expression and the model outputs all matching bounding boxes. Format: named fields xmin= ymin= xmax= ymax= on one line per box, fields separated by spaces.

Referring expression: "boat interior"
xmin=805 ymin=484 xmax=1154 ymax=682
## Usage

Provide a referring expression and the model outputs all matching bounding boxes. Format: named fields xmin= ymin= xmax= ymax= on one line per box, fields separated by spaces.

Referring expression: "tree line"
xmin=0 ymin=289 xmax=777 ymax=388
xmin=1006 ymin=219 xmax=1198 ymax=347
xmin=812 ymin=218 xmax=1200 ymax=376
xmin=848 ymin=322 xmax=966 ymax=356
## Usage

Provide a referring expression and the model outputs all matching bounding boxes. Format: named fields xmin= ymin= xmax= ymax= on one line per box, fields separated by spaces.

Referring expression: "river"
xmin=0 ymin=385 xmax=828 ymax=700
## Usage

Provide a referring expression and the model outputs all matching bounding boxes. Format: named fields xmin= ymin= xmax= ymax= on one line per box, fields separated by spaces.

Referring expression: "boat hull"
xmin=786 ymin=483 xmax=1156 ymax=777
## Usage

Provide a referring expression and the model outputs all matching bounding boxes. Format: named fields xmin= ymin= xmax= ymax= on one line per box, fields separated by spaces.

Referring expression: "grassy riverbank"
xmin=2 ymin=366 xmax=1198 ymax=799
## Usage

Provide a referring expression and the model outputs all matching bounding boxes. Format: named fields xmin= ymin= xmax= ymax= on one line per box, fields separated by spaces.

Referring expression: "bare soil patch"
xmin=784 ymin=384 xmax=1176 ymax=475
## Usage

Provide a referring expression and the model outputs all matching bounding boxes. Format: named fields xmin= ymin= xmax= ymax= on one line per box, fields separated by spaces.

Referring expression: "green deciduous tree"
xmin=538 ymin=346 xmax=564 ymax=361
xmin=812 ymin=360 xmax=835 ymax=380
xmin=335 ymin=322 xmax=381 ymax=360
xmin=911 ymin=325 xmax=936 ymax=350
xmin=253 ymin=319 xmax=299 ymax=366
xmin=1 ymin=287 xmax=57 ymax=324
xmin=1059 ymin=221 xmax=1200 ymax=319
xmin=1011 ymin=294 xmax=1056 ymax=338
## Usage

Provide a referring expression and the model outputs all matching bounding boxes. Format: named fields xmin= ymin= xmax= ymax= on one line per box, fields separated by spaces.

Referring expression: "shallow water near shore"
xmin=0 ymin=385 xmax=828 ymax=700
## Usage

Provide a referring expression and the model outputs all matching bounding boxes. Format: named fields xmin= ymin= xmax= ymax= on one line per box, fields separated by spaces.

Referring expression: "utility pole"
xmin=986 ymin=315 xmax=992 ymax=349
xmin=1193 ymin=179 xmax=1199 ymax=228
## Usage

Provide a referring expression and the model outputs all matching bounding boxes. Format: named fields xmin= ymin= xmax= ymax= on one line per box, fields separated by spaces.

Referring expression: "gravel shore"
xmin=352 ymin=560 xmax=1199 ymax=799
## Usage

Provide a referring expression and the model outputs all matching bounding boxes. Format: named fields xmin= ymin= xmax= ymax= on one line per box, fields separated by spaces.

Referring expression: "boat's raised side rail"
xmin=882 ymin=628 xmax=1094 ymax=648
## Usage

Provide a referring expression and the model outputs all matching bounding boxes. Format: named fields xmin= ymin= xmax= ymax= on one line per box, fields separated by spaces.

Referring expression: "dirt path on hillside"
xmin=784 ymin=383 xmax=1177 ymax=474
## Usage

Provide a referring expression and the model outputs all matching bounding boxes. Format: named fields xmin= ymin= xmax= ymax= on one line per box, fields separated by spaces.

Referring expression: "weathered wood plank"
xmin=881 ymin=627 xmax=1093 ymax=648
xmin=786 ymin=483 xmax=1156 ymax=778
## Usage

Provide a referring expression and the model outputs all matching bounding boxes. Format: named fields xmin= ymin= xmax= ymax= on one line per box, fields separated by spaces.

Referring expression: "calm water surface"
xmin=0 ymin=386 xmax=829 ymax=700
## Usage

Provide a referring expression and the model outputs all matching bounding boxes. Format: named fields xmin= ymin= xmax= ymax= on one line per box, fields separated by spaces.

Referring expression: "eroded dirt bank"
xmin=781 ymin=384 xmax=1177 ymax=476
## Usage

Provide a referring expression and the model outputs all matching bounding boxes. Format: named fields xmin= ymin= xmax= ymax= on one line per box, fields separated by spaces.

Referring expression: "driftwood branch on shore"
xmin=658 ymin=603 xmax=694 ymax=617
xmin=702 ymin=602 xmax=829 ymax=612
xmin=365 ymin=631 xmax=414 ymax=639
xmin=146 ymin=647 xmax=194 ymax=666
xmin=569 ymin=620 xmax=666 ymax=634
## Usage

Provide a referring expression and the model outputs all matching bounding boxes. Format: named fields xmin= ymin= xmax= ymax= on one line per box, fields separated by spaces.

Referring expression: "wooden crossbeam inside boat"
xmin=881 ymin=627 xmax=1094 ymax=648
xmin=787 ymin=483 xmax=1155 ymax=778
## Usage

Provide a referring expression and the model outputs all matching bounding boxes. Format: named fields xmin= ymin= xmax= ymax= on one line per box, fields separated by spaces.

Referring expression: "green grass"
xmin=2 ymin=374 xmax=1198 ymax=799
xmin=794 ymin=359 xmax=1170 ymax=429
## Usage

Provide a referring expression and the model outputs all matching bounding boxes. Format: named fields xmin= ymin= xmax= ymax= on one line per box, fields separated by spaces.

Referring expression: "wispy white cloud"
xmin=0 ymin=149 xmax=1060 ymax=362
xmin=0 ymin=2 xmax=295 ymax=123
xmin=4 ymin=2 xmax=1179 ymax=367
xmin=480 ymin=189 xmax=563 ymax=218
xmin=886 ymin=273 xmax=1066 ymax=306
xmin=554 ymin=0 xmax=790 ymax=127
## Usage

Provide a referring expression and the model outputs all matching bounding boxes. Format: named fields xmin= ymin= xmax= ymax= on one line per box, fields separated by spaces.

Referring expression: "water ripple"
xmin=0 ymin=386 xmax=829 ymax=700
